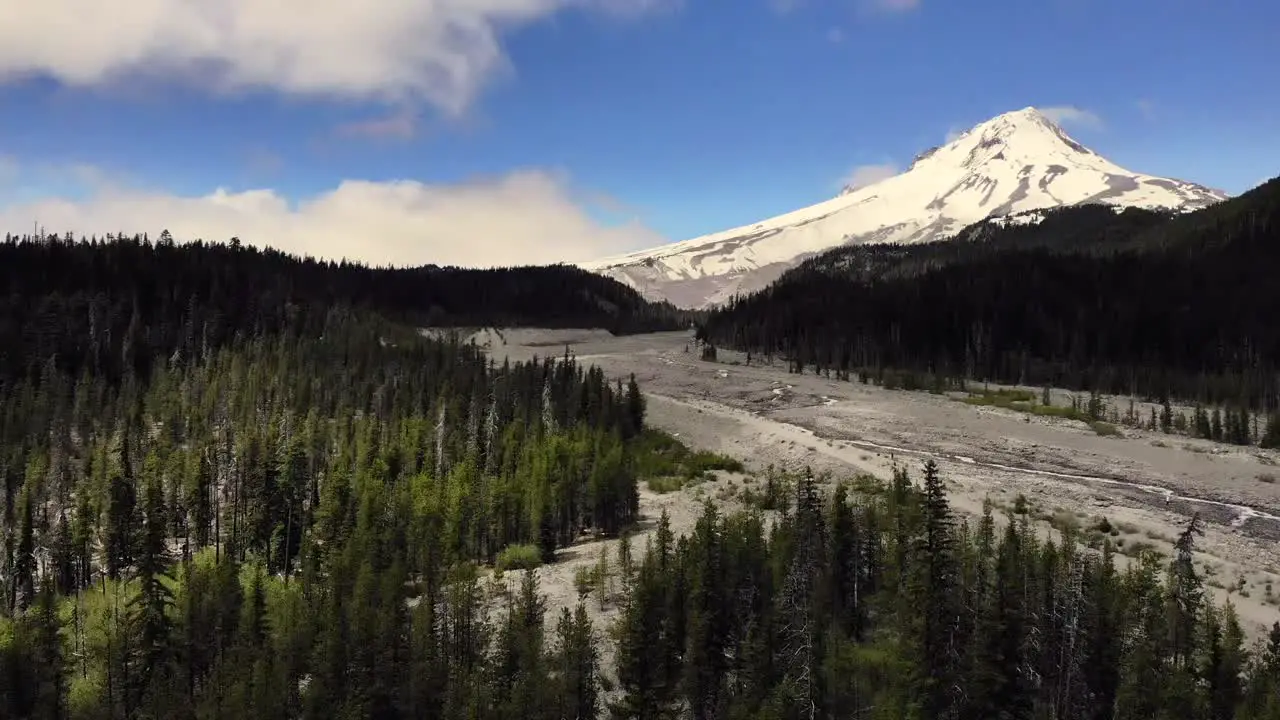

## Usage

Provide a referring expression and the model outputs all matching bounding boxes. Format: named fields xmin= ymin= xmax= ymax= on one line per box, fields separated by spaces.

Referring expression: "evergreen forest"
xmin=696 ymin=177 xmax=1280 ymax=413
xmin=1 ymin=233 xmax=1278 ymax=719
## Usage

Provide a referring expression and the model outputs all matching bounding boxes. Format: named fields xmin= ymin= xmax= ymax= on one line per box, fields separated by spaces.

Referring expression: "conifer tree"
xmin=12 ymin=487 xmax=35 ymax=612
xmin=104 ymin=435 xmax=139 ymax=580
xmin=552 ymin=603 xmax=599 ymax=720
xmin=1261 ymin=414 xmax=1280 ymax=449
xmin=129 ymin=473 xmax=176 ymax=704
xmin=683 ymin=502 xmax=729 ymax=720
xmin=911 ymin=459 xmax=960 ymax=720
xmin=625 ymin=374 xmax=645 ymax=440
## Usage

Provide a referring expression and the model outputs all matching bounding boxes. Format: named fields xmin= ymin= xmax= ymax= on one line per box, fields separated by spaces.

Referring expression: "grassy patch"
xmin=633 ymin=428 xmax=744 ymax=482
xmin=961 ymin=390 xmax=1035 ymax=408
xmin=495 ymin=543 xmax=542 ymax=572
xmin=957 ymin=389 xmax=1093 ymax=423
xmin=1033 ymin=404 xmax=1092 ymax=421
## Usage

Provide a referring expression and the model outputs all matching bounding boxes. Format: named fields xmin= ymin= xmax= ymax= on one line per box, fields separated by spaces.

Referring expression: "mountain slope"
xmin=583 ymin=107 xmax=1228 ymax=308
xmin=783 ymin=203 xmax=1174 ymax=284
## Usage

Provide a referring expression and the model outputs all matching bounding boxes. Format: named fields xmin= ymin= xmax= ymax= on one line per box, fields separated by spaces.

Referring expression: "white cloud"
xmin=0 ymin=164 xmax=664 ymax=268
xmin=944 ymin=127 xmax=964 ymax=143
xmin=1038 ymin=105 xmax=1104 ymax=130
xmin=0 ymin=0 xmax=673 ymax=115
xmin=841 ymin=163 xmax=898 ymax=191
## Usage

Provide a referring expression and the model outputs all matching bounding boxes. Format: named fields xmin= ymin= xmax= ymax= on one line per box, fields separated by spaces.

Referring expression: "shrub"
xmin=633 ymin=428 xmax=743 ymax=481
xmin=647 ymin=476 xmax=684 ymax=494
xmin=495 ymin=543 xmax=543 ymax=572
xmin=573 ymin=566 xmax=593 ymax=598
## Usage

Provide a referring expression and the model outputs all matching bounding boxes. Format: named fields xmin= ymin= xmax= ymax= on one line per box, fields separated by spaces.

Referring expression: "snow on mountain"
xmin=581 ymin=107 xmax=1228 ymax=309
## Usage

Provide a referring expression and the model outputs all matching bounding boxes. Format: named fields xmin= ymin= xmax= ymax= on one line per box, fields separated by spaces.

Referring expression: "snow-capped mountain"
xmin=581 ymin=107 xmax=1228 ymax=309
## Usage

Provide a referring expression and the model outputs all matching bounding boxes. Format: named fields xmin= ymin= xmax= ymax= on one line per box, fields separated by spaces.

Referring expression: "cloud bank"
xmin=0 ymin=0 xmax=673 ymax=115
xmin=0 ymin=165 xmax=665 ymax=268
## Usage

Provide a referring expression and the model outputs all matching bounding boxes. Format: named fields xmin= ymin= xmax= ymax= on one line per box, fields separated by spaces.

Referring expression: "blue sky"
xmin=0 ymin=0 xmax=1275 ymax=267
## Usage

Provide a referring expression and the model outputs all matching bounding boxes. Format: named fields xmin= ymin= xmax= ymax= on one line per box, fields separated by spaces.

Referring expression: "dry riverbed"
xmin=441 ymin=326 xmax=1280 ymax=649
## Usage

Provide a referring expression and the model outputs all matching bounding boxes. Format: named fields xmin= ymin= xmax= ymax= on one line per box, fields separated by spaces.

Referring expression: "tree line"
xmin=0 ymin=231 xmax=691 ymax=386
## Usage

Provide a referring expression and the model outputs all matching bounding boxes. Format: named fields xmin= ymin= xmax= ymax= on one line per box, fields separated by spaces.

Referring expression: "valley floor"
xmin=460 ymin=327 xmax=1280 ymax=642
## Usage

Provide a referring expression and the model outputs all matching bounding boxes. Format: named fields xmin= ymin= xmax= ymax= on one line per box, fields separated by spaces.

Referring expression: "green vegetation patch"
xmin=633 ymin=428 xmax=744 ymax=486
xmin=495 ymin=543 xmax=544 ymax=572
xmin=646 ymin=476 xmax=686 ymax=494
xmin=958 ymin=388 xmax=1101 ymax=425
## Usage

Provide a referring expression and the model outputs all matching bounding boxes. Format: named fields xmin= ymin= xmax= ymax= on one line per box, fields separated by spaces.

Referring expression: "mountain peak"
xmin=902 ymin=107 xmax=1072 ymax=175
xmin=584 ymin=106 xmax=1229 ymax=308
xmin=981 ymin=106 xmax=1061 ymax=132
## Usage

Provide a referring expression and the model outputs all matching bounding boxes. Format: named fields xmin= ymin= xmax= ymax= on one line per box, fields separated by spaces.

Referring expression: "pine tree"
xmin=551 ymin=603 xmax=599 ymax=720
xmin=777 ymin=473 xmax=825 ymax=719
xmin=1169 ymin=514 xmax=1205 ymax=669
xmin=12 ymin=486 xmax=36 ymax=612
xmin=1204 ymin=603 xmax=1245 ymax=720
xmin=1239 ymin=623 xmax=1280 ymax=719
xmin=1261 ymin=414 xmax=1280 ymax=449
xmin=827 ymin=484 xmax=865 ymax=639
xmin=128 ymin=473 xmax=176 ymax=704
xmin=28 ymin=582 xmax=66 ymax=720
xmin=611 ymin=549 xmax=678 ymax=720
xmin=1115 ymin=553 xmax=1172 ymax=720
xmin=1195 ymin=407 xmax=1213 ymax=439
xmin=683 ymin=502 xmax=729 ymax=720
xmin=625 ymin=374 xmax=645 ymax=440
xmin=495 ymin=569 xmax=549 ymax=719
xmin=975 ymin=521 xmax=1035 ymax=720
xmin=104 ymin=435 xmax=139 ymax=580
xmin=911 ymin=459 xmax=960 ymax=720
